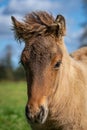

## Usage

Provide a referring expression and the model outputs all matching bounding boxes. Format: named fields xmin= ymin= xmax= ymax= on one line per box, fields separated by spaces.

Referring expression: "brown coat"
xmin=11 ymin=11 xmax=87 ymax=130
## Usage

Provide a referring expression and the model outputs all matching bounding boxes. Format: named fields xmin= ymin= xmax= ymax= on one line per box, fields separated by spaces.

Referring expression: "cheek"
xmin=44 ymin=69 xmax=58 ymax=94
xmin=42 ymin=70 xmax=58 ymax=106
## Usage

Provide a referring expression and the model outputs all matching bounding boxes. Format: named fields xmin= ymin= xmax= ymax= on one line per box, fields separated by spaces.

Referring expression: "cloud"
xmin=0 ymin=0 xmax=83 ymax=48
xmin=0 ymin=15 xmax=11 ymax=34
xmin=0 ymin=0 xmax=62 ymax=40
xmin=2 ymin=0 xmax=61 ymax=15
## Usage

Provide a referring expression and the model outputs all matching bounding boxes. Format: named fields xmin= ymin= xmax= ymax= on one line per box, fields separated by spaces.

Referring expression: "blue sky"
xmin=0 ymin=0 xmax=85 ymax=67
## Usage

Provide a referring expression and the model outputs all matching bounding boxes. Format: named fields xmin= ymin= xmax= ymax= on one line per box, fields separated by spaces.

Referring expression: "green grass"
xmin=0 ymin=81 xmax=31 ymax=130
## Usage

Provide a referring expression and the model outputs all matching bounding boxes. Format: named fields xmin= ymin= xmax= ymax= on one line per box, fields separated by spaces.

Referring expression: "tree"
xmin=0 ymin=45 xmax=14 ymax=80
xmin=5 ymin=45 xmax=14 ymax=80
xmin=0 ymin=63 xmax=7 ymax=80
xmin=80 ymin=0 xmax=87 ymax=47
xmin=0 ymin=44 xmax=26 ymax=81
xmin=13 ymin=65 xmax=25 ymax=81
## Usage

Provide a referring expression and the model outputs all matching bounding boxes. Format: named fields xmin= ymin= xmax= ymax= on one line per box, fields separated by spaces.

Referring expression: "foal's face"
xmin=11 ymin=11 xmax=66 ymax=125
xmin=21 ymin=36 xmax=63 ymax=124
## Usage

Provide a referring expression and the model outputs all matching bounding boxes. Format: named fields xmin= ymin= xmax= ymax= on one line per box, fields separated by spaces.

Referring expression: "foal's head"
xmin=11 ymin=11 xmax=66 ymax=124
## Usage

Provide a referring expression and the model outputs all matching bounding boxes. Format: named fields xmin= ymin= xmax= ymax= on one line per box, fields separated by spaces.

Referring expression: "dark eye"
xmin=54 ymin=61 xmax=61 ymax=69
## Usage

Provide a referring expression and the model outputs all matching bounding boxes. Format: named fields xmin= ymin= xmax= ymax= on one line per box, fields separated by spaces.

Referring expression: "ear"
xmin=47 ymin=15 xmax=66 ymax=37
xmin=11 ymin=16 xmax=26 ymax=42
xmin=55 ymin=14 xmax=66 ymax=36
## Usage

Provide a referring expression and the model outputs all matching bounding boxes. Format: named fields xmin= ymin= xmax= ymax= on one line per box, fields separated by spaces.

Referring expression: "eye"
xmin=54 ymin=60 xmax=61 ymax=69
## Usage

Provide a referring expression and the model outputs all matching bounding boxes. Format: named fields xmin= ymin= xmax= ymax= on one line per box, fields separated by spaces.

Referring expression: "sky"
xmin=0 ymin=0 xmax=85 ymax=68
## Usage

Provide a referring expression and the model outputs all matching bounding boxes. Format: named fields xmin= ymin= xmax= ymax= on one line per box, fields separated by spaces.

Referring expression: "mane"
xmin=12 ymin=11 xmax=65 ymax=42
xmin=12 ymin=11 xmax=55 ymax=42
xmin=24 ymin=11 xmax=54 ymax=29
xmin=22 ymin=11 xmax=55 ymax=40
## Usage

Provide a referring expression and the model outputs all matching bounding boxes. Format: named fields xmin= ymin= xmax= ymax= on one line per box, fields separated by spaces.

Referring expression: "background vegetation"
xmin=0 ymin=81 xmax=31 ymax=130
xmin=0 ymin=45 xmax=25 ymax=81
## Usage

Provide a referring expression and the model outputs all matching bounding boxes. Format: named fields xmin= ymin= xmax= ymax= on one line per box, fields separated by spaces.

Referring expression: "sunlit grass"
xmin=0 ymin=81 xmax=31 ymax=130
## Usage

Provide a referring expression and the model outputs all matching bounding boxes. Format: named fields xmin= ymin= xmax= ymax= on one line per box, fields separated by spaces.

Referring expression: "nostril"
xmin=25 ymin=105 xmax=29 ymax=113
xmin=25 ymin=105 xmax=32 ymax=121
xmin=25 ymin=105 xmax=31 ymax=120
xmin=40 ymin=106 xmax=45 ymax=116
xmin=36 ymin=106 xmax=45 ymax=122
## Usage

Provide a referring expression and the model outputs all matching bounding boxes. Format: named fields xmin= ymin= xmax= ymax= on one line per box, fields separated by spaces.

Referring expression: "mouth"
xmin=25 ymin=106 xmax=48 ymax=124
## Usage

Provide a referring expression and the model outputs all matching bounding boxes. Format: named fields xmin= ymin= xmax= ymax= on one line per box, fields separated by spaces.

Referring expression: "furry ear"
xmin=55 ymin=14 xmax=66 ymax=36
xmin=47 ymin=14 xmax=66 ymax=37
xmin=11 ymin=16 xmax=27 ymax=42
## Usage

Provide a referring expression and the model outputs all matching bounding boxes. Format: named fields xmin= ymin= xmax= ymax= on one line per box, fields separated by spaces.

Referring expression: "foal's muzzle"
xmin=25 ymin=105 xmax=48 ymax=124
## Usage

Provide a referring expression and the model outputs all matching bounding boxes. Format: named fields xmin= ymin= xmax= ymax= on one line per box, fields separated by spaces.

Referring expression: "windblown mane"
xmin=25 ymin=11 xmax=54 ymax=27
xmin=12 ymin=12 xmax=55 ymax=42
xmin=12 ymin=11 xmax=65 ymax=42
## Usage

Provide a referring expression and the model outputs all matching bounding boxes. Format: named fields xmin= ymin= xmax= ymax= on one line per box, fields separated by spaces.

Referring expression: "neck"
xmin=48 ymin=40 xmax=86 ymax=129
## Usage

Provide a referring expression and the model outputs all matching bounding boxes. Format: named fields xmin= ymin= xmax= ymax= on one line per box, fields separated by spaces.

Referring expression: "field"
xmin=0 ymin=81 xmax=31 ymax=130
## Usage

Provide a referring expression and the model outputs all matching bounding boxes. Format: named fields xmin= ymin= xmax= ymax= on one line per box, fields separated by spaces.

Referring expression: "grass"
xmin=0 ymin=81 xmax=31 ymax=130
